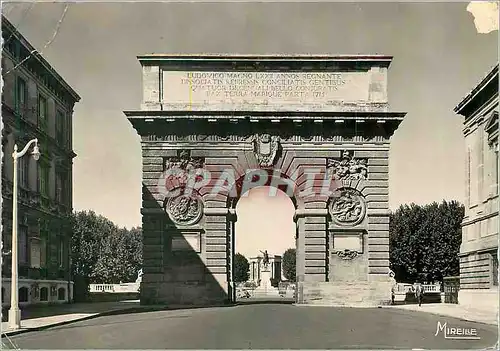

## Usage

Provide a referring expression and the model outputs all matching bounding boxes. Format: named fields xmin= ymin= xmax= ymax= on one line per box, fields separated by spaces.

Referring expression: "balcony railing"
xmin=2 ymin=178 xmax=70 ymax=214
xmin=393 ymin=282 xmax=442 ymax=294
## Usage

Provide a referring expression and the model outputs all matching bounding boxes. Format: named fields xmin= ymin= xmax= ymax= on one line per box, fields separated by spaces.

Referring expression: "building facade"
xmin=1 ymin=16 xmax=80 ymax=307
xmin=454 ymin=64 xmax=499 ymax=311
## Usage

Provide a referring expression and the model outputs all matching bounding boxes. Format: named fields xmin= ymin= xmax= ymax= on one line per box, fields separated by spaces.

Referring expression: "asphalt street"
xmin=4 ymin=303 xmax=498 ymax=349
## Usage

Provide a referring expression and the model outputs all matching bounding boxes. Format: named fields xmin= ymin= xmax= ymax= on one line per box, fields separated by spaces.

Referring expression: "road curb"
xmin=1 ymin=306 xmax=153 ymax=337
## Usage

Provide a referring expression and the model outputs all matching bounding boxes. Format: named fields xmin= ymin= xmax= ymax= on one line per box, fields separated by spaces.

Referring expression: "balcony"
xmin=2 ymin=178 xmax=69 ymax=215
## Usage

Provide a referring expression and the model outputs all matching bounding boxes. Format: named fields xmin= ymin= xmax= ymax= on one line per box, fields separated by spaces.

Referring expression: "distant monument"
xmin=260 ymin=250 xmax=270 ymax=270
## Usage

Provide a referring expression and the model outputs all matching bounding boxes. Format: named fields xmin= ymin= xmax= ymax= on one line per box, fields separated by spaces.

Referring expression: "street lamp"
xmin=9 ymin=138 xmax=40 ymax=330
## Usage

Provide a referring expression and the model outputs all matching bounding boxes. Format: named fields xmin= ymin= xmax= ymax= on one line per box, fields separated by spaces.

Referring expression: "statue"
xmin=135 ymin=269 xmax=143 ymax=283
xmin=260 ymin=250 xmax=270 ymax=270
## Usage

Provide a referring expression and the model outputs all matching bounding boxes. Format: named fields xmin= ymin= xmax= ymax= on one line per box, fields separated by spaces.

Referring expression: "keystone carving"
xmin=165 ymin=193 xmax=204 ymax=226
xmin=336 ymin=249 xmax=358 ymax=260
xmin=253 ymin=134 xmax=280 ymax=167
xmin=329 ymin=188 xmax=366 ymax=226
xmin=327 ymin=150 xmax=368 ymax=180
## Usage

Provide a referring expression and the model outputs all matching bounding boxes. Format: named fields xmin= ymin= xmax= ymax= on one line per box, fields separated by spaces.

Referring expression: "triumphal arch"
xmin=124 ymin=54 xmax=406 ymax=307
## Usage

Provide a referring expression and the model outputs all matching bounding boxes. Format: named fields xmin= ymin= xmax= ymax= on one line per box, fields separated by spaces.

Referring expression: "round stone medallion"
xmin=329 ymin=187 xmax=366 ymax=226
xmin=165 ymin=193 xmax=203 ymax=226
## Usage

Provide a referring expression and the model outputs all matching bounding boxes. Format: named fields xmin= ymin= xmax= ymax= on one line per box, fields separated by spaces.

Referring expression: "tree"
xmin=71 ymin=211 xmax=143 ymax=300
xmin=282 ymin=248 xmax=296 ymax=282
xmin=389 ymin=200 xmax=464 ymax=284
xmin=233 ymin=253 xmax=250 ymax=282
xmin=93 ymin=227 xmax=142 ymax=284
xmin=71 ymin=210 xmax=116 ymax=300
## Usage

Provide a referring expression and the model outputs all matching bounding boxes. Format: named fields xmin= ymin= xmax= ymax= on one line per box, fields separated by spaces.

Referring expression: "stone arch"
xmin=127 ymin=54 xmax=405 ymax=307
xmin=226 ymin=169 xmax=301 ymax=210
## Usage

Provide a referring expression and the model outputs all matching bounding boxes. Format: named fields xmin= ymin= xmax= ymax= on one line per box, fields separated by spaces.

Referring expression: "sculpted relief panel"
xmin=162 ymin=150 xmax=205 ymax=226
xmin=327 ymin=150 xmax=368 ymax=181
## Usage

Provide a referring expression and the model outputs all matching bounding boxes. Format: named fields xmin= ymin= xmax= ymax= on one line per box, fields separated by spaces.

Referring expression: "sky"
xmin=2 ymin=1 xmax=498 ymax=258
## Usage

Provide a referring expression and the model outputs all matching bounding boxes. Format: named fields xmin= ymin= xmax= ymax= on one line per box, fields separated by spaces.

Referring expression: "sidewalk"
xmin=384 ymin=303 xmax=499 ymax=326
xmin=1 ymin=300 xmax=143 ymax=336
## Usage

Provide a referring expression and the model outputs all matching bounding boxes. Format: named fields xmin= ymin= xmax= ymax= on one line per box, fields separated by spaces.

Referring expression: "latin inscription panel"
xmin=332 ymin=233 xmax=363 ymax=253
xmin=162 ymin=70 xmax=372 ymax=110
xmin=171 ymin=233 xmax=201 ymax=253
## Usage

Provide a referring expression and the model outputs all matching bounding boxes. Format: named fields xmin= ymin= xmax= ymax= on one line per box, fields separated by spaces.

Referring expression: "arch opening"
xmin=232 ymin=185 xmax=297 ymax=303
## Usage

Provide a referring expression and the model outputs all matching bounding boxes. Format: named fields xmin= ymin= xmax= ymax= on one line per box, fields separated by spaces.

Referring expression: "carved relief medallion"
xmin=327 ymin=150 xmax=368 ymax=180
xmin=253 ymin=134 xmax=280 ymax=167
xmin=336 ymin=249 xmax=358 ymax=260
xmin=329 ymin=188 xmax=366 ymax=226
xmin=165 ymin=193 xmax=204 ymax=226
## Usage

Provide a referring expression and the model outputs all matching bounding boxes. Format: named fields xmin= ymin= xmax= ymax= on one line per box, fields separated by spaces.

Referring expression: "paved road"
xmin=4 ymin=303 xmax=497 ymax=349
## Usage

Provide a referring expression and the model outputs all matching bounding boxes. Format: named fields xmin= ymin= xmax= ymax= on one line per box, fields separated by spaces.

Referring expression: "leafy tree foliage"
xmin=234 ymin=253 xmax=250 ymax=283
xmin=282 ymin=248 xmax=296 ymax=282
xmin=389 ymin=200 xmax=464 ymax=284
xmin=92 ymin=227 xmax=143 ymax=284
xmin=71 ymin=211 xmax=143 ymax=300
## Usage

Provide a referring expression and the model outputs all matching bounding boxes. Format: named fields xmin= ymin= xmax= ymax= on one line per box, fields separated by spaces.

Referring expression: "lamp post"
xmin=9 ymin=138 xmax=40 ymax=330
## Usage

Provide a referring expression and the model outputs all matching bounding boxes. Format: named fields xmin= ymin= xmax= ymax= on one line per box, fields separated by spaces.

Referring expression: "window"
xmin=492 ymin=253 xmax=498 ymax=286
xmin=466 ymin=149 xmax=471 ymax=206
xmin=40 ymin=236 xmax=47 ymax=268
xmin=56 ymin=110 xmax=65 ymax=144
xmin=18 ymin=226 xmax=28 ymax=264
xmin=38 ymin=163 xmax=49 ymax=196
xmin=18 ymin=156 xmax=29 ymax=188
xmin=38 ymin=95 xmax=48 ymax=130
xmin=19 ymin=287 xmax=28 ymax=302
xmin=65 ymin=114 xmax=71 ymax=147
xmin=56 ymin=171 xmax=69 ymax=204
xmin=478 ymin=129 xmax=484 ymax=201
xmin=40 ymin=287 xmax=48 ymax=301
xmin=495 ymin=145 xmax=499 ymax=196
xmin=58 ymin=238 xmax=64 ymax=268
xmin=30 ymin=238 xmax=41 ymax=269
xmin=58 ymin=287 xmax=66 ymax=301
xmin=15 ymin=77 xmax=27 ymax=116
xmin=55 ymin=172 xmax=62 ymax=202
